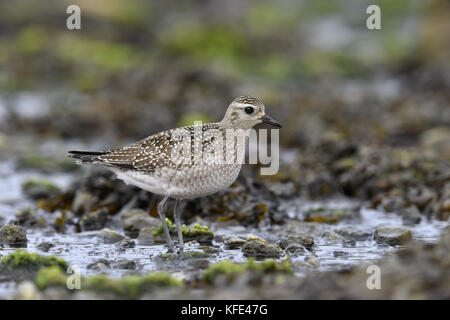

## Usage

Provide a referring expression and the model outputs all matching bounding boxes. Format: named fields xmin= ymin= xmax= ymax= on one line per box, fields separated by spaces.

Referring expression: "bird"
xmin=68 ymin=96 xmax=281 ymax=252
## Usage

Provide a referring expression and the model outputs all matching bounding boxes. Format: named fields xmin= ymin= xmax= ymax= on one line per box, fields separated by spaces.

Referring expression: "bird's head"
xmin=221 ymin=96 xmax=282 ymax=130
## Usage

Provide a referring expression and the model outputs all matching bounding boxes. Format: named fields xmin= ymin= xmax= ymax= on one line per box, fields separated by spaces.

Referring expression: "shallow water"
xmin=0 ymin=160 xmax=448 ymax=299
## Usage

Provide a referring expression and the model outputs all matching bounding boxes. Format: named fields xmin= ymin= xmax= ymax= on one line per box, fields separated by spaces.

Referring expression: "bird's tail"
xmin=68 ymin=150 xmax=107 ymax=164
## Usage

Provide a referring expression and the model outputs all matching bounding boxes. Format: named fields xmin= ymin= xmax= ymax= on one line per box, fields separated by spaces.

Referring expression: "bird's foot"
xmin=165 ymin=243 xmax=175 ymax=253
xmin=176 ymin=244 xmax=184 ymax=254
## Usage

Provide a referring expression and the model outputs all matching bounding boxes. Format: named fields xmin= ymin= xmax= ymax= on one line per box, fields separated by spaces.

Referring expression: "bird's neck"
xmin=219 ymin=118 xmax=252 ymax=133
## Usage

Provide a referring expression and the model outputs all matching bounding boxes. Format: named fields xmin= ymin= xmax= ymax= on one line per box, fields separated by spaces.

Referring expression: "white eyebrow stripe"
xmin=233 ymin=103 xmax=255 ymax=108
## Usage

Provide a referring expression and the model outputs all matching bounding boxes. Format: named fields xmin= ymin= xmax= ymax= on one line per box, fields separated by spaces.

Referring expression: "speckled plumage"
xmin=68 ymin=96 xmax=281 ymax=252
xmin=106 ymin=123 xmax=244 ymax=199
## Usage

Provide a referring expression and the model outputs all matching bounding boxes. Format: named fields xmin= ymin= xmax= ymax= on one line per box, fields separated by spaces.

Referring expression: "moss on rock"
xmin=153 ymin=219 xmax=214 ymax=244
xmin=83 ymin=272 xmax=181 ymax=298
xmin=374 ymin=226 xmax=413 ymax=246
xmin=158 ymin=250 xmax=209 ymax=261
xmin=1 ymin=250 xmax=68 ymax=270
xmin=33 ymin=267 xmax=181 ymax=298
xmin=242 ymin=240 xmax=282 ymax=259
xmin=21 ymin=179 xmax=61 ymax=200
xmin=0 ymin=224 xmax=28 ymax=246
xmin=35 ymin=266 xmax=68 ymax=290
xmin=203 ymin=259 xmax=292 ymax=284
xmin=304 ymin=207 xmax=359 ymax=223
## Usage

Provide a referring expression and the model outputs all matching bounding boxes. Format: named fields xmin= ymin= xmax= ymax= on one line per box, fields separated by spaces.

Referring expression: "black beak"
xmin=261 ymin=114 xmax=282 ymax=128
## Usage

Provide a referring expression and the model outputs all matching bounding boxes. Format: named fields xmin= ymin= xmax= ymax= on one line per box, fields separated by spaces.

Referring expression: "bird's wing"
xmin=70 ymin=123 xmax=222 ymax=171
xmin=98 ymin=130 xmax=177 ymax=171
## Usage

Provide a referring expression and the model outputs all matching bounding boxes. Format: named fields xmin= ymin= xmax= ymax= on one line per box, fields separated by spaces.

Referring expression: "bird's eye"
xmin=244 ymin=107 xmax=254 ymax=114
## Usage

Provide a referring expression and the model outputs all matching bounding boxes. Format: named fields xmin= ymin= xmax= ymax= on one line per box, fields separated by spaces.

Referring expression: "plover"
xmin=69 ymin=96 xmax=281 ymax=252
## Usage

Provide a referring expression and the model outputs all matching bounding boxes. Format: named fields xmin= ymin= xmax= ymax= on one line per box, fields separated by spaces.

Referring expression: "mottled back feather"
xmin=96 ymin=123 xmax=222 ymax=171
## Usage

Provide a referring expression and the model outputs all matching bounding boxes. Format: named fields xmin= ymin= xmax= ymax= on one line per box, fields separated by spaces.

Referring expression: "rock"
xmin=381 ymin=196 xmax=406 ymax=212
xmin=71 ymin=191 xmax=94 ymax=215
xmin=333 ymin=251 xmax=350 ymax=258
xmin=202 ymin=259 xmax=292 ymax=285
xmin=277 ymin=239 xmax=290 ymax=250
xmin=188 ymin=258 xmax=210 ymax=270
xmin=36 ymin=242 xmax=55 ymax=252
xmin=439 ymin=226 xmax=450 ymax=249
xmin=223 ymin=234 xmax=246 ymax=249
xmin=81 ymin=208 xmax=109 ymax=231
xmin=342 ymin=239 xmax=356 ymax=247
xmin=21 ymin=180 xmax=60 ymax=200
xmin=98 ymin=228 xmax=128 ymax=244
xmin=245 ymin=234 xmax=266 ymax=243
xmin=213 ymin=233 xmax=225 ymax=242
xmin=87 ymin=259 xmax=111 ymax=271
xmin=277 ymin=234 xmax=314 ymax=251
xmin=122 ymin=209 xmax=160 ymax=237
xmin=266 ymin=182 xmax=296 ymax=198
xmin=374 ymin=226 xmax=412 ymax=246
xmin=290 ymin=234 xmax=314 ymax=250
xmin=399 ymin=206 xmax=422 ymax=226
xmin=438 ymin=198 xmax=450 ymax=221
xmin=153 ymin=221 xmax=214 ymax=244
xmin=433 ymin=182 xmax=450 ymax=221
xmin=137 ymin=228 xmax=155 ymax=245
xmin=242 ymin=239 xmax=282 ymax=259
xmin=335 ymin=226 xmax=372 ymax=241
xmin=304 ymin=256 xmax=320 ymax=268
xmin=17 ymin=281 xmax=40 ymax=300
xmin=420 ymin=126 xmax=450 ymax=160
xmin=304 ymin=207 xmax=360 ymax=223
xmin=321 ymin=231 xmax=345 ymax=244
xmin=201 ymin=246 xmax=221 ymax=255
xmin=407 ymin=188 xmax=435 ymax=210
xmin=115 ymin=239 xmax=135 ymax=248
xmin=304 ymin=172 xmax=337 ymax=198
xmin=114 ymin=259 xmax=136 ymax=270
xmin=183 ymin=224 xmax=214 ymax=244
xmin=13 ymin=207 xmax=44 ymax=228
xmin=0 ymin=224 xmax=27 ymax=247
xmin=156 ymin=250 xmax=209 ymax=261
xmin=284 ymin=244 xmax=306 ymax=255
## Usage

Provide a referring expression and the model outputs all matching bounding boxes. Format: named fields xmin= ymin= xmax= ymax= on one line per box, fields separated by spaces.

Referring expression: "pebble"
xmin=374 ymin=226 xmax=412 ymax=246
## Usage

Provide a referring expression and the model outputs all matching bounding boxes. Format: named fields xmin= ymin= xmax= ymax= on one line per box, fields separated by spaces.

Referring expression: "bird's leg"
xmin=173 ymin=199 xmax=184 ymax=252
xmin=147 ymin=193 xmax=156 ymax=215
xmin=157 ymin=195 xmax=174 ymax=252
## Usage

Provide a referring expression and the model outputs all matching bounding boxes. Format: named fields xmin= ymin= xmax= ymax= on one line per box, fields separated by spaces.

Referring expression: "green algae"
xmin=21 ymin=179 xmax=61 ymax=200
xmin=153 ymin=219 xmax=214 ymax=243
xmin=83 ymin=272 xmax=181 ymax=298
xmin=159 ymin=250 xmax=208 ymax=261
xmin=22 ymin=180 xmax=61 ymax=192
xmin=33 ymin=266 xmax=182 ymax=298
xmin=1 ymin=250 xmax=68 ymax=271
xmin=35 ymin=266 xmax=68 ymax=290
xmin=202 ymin=259 xmax=293 ymax=284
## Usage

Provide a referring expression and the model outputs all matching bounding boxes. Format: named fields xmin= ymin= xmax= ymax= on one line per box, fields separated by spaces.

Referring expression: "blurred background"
xmin=0 ymin=0 xmax=448 ymax=151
